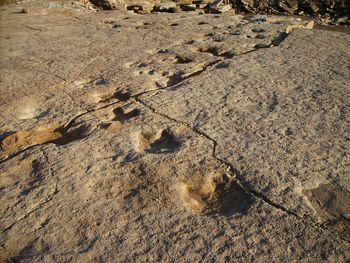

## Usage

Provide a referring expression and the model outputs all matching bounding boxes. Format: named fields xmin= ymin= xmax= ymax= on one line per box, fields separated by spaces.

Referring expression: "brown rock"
xmin=309 ymin=0 xmax=319 ymax=12
xmin=90 ymin=0 xmax=127 ymax=9
xmin=153 ymin=1 xmax=177 ymax=11
xmin=1 ymin=8 xmax=350 ymax=263
xmin=175 ymin=0 xmax=193 ymax=5
xmin=180 ymin=3 xmax=197 ymax=10
xmin=278 ymin=0 xmax=294 ymax=14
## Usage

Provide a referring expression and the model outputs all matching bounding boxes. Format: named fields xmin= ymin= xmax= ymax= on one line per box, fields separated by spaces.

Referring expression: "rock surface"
xmin=0 ymin=4 xmax=350 ymax=262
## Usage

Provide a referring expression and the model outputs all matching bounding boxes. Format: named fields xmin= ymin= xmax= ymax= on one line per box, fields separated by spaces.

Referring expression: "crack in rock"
xmin=135 ymin=96 xmax=350 ymax=245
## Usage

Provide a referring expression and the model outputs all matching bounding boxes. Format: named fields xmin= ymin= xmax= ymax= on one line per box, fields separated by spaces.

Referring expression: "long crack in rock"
xmin=139 ymin=25 xmax=350 ymax=244
xmin=137 ymin=93 xmax=350 ymax=245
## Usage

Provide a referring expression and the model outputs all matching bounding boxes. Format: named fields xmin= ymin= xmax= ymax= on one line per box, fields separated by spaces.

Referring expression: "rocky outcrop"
xmin=0 ymin=4 xmax=349 ymax=262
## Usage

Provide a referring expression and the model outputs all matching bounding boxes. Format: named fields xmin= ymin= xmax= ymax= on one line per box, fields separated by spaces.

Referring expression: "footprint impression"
xmin=112 ymin=107 xmax=141 ymax=123
xmin=135 ymin=128 xmax=180 ymax=153
xmin=303 ymin=183 xmax=350 ymax=242
xmin=179 ymin=172 xmax=251 ymax=215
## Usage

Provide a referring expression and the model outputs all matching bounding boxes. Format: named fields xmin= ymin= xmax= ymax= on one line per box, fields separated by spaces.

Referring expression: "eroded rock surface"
xmin=0 ymin=4 xmax=349 ymax=262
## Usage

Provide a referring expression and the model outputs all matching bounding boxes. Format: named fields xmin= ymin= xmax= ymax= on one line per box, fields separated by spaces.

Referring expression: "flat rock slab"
xmin=140 ymin=29 xmax=350 ymax=240
xmin=0 ymin=4 xmax=350 ymax=262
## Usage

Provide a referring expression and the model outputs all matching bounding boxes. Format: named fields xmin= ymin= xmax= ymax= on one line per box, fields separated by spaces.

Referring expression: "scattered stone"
xmin=285 ymin=20 xmax=314 ymax=33
xmin=204 ymin=0 xmax=233 ymax=13
xmin=240 ymin=0 xmax=255 ymax=11
xmin=207 ymin=3 xmax=233 ymax=13
xmin=318 ymin=16 xmax=332 ymax=25
xmin=216 ymin=4 xmax=232 ymax=12
xmin=126 ymin=0 xmax=154 ymax=13
xmin=337 ymin=16 xmax=348 ymax=24
xmin=287 ymin=0 xmax=298 ymax=10
xmin=175 ymin=0 xmax=193 ymax=5
xmin=180 ymin=3 xmax=197 ymax=11
xmin=308 ymin=0 xmax=319 ymax=12
xmin=153 ymin=1 xmax=177 ymax=12
xmin=90 ymin=0 xmax=126 ymax=9
xmin=278 ymin=0 xmax=294 ymax=14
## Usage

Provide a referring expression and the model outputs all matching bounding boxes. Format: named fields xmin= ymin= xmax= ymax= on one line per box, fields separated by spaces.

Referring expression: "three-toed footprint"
xmin=135 ymin=128 xmax=180 ymax=153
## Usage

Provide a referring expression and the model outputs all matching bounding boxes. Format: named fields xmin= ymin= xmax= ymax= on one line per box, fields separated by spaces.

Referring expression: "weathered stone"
xmin=285 ymin=20 xmax=314 ymax=33
xmin=140 ymin=28 xmax=350 ymax=240
xmin=196 ymin=3 xmax=208 ymax=8
xmin=0 ymin=5 xmax=350 ymax=263
xmin=175 ymin=0 xmax=193 ymax=5
xmin=309 ymin=0 xmax=319 ymax=12
xmin=153 ymin=1 xmax=177 ymax=11
xmin=90 ymin=0 xmax=127 ymax=9
xmin=240 ymin=0 xmax=255 ymax=11
xmin=337 ymin=16 xmax=349 ymax=23
xmin=278 ymin=0 xmax=294 ymax=14
xmin=206 ymin=3 xmax=232 ymax=13
xmin=180 ymin=3 xmax=197 ymax=10
xmin=127 ymin=0 xmax=154 ymax=11
xmin=287 ymin=0 xmax=298 ymax=10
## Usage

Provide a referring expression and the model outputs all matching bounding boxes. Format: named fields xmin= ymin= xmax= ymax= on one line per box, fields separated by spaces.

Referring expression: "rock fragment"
xmin=206 ymin=0 xmax=233 ymax=13
xmin=175 ymin=0 xmax=194 ymax=5
xmin=240 ymin=0 xmax=255 ymax=12
xmin=180 ymin=3 xmax=197 ymax=11
xmin=278 ymin=0 xmax=295 ymax=14
xmin=127 ymin=0 xmax=154 ymax=13
xmin=308 ymin=0 xmax=319 ymax=12
xmin=90 ymin=0 xmax=126 ymax=9
xmin=153 ymin=1 xmax=177 ymax=12
xmin=285 ymin=20 xmax=314 ymax=33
